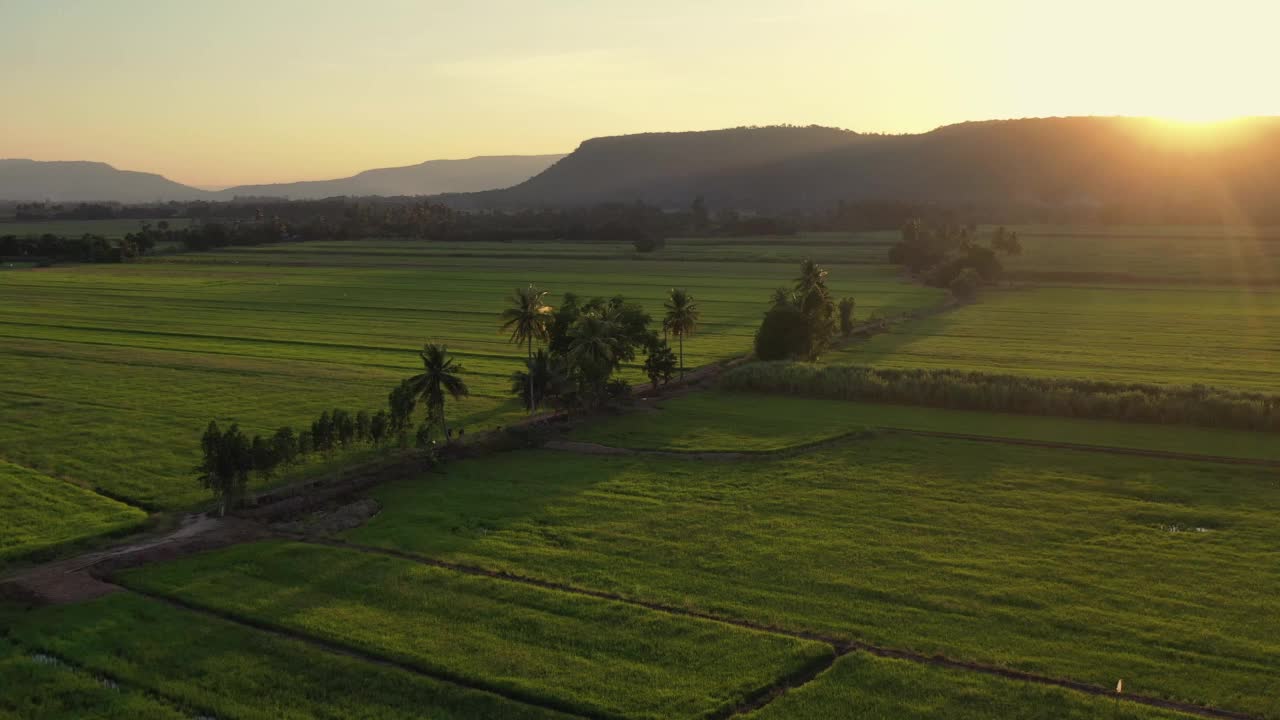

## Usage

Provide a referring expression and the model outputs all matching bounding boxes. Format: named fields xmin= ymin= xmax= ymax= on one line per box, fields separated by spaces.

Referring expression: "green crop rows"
xmin=0 ymin=240 xmax=940 ymax=512
xmin=120 ymin=541 xmax=831 ymax=720
xmin=0 ymin=460 xmax=146 ymax=572
xmin=569 ymin=390 xmax=1280 ymax=460
xmin=348 ymin=439 xmax=1280 ymax=716
xmin=828 ymin=285 xmax=1280 ymax=390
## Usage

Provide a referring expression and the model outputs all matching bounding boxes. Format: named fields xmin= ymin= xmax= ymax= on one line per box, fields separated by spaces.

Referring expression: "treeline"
xmin=13 ymin=201 xmax=188 ymax=221
xmin=198 ymin=397 xmax=431 ymax=516
xmin=197 ymin=285 xmax=701 ymax=513
xmin=0 ymin=233 xmax=155 ymax=263
xmin=720 ymin=364 xmax=1280 ymax=433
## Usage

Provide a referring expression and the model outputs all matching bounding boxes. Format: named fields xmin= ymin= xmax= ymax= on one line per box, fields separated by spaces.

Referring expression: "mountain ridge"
xmin=0 ymin=154 xmax=567 ymax=203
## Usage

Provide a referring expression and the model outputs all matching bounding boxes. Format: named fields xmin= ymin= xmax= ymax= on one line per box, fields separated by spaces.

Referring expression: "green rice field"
xmin=347 ymin=438 xmax=1280 ymax=716
xmin=570 ymin=390 xmax=1280 ymax=460
xmin=2 ymin=593 xmax=571 ymax=720
xmin=0 ymin=240 xmax=940 ymax=511
xmin=0 ymin=460 xmax=146 ymax=571
xmin=827 ymin=285 xmax=1280 ymax=390
xmin=120 ymin=541 xmax=830 ymax=720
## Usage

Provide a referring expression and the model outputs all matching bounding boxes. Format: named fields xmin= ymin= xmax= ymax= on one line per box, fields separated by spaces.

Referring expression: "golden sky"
xmin=2 ymin=0 xmax=1276 ymax=187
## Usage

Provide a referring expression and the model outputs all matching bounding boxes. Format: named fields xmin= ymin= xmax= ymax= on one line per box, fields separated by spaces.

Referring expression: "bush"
xmin=754 ymin=303 xmax=812 ymax=360
xmin=949 ymin=268 xmax=982 ymax=300
xmin=720 ymin=362 xmax=1280 ymax=433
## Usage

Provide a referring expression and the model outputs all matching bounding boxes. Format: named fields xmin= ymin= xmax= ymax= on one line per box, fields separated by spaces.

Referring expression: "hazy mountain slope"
xmin=0 ymin=159 xmax=209 ymax=203
xmin=451 ymin=117 xmax=1280 ymax=213
xmin=217 ymin=154 xmax=567 ymax=199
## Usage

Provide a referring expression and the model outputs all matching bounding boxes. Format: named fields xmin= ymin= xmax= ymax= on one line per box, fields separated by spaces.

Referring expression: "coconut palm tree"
xmin=406 ymin=343 xmax=469 ymax=442
xmin=500 ymin=284 xmax=552 ymax=412
xmin=663 ymin=288 xmax=700 ymax=378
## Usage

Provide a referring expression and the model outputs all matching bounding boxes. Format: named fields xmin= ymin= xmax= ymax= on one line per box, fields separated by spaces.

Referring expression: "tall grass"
xmin=720 ymin=362 xmax=1280 ymax=432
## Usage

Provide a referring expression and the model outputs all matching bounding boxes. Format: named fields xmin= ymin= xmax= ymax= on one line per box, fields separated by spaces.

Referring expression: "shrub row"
xmin=720 ymin=363 xmax=1280 ymax=432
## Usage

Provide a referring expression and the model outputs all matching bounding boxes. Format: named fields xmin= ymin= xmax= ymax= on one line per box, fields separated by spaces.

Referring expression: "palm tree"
xmin=500 ymin=284 xmax=552 ymax=412
xmin=406 ymin=343 xmax=470 ymax=442
xmin=510 ymin=349 xmax=564 ymax=411
xmin=663 ymin=288 xmax=700 ymax=378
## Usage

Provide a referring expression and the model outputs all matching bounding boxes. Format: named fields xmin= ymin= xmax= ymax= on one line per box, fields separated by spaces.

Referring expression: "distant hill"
xmin=215 ymin=154 xmax=566 ymax=200
xmin=0 ymin=159 xmax=208 ymax=203
xmin=0 ymin=155 xmax=567 ymax=204
xmin=451 ymin=118 xmax=1280 ymax=216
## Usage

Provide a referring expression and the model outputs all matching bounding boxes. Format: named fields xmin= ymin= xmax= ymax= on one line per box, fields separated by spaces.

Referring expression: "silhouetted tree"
xmin=663 ymin=288 xmax=700 ymax=378
xmin=500 ymin=284 xmax=552 ymax=412
xmin=405 ymin=343 xmax=470 ymax=442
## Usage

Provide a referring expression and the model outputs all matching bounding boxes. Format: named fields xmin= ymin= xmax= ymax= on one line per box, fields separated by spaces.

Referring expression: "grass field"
xmin=0 ymin=218 xmax=192 ymax=239
xmin=569 ymin=391 xmax=1280 ymax=460
xmin=0 ymin=460 xmax=146 ymax=571
xmin=747 ymin=653 xmax=1187 ymax=719
xmin=3 ymin=593 xmax=571 ymax=720
xmin=1004 ymin=225 xmax=1280 ymax=284
xmin=827 ymin=285 xmax=1280 ymax=390
xmin=0 ymin=242 xmax=939 ymax=512
xmin=121 ymin=540 xmax=830 ymax=719
xmin=349 ymin=438 xmax=1280 ymax=716
xmin=0 ymin=636 xmax=186 ymax=720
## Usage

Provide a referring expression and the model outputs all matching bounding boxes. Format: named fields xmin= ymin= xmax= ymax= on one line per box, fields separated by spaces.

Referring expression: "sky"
xmin=2 ymin=0 xmax=1277 ymax=187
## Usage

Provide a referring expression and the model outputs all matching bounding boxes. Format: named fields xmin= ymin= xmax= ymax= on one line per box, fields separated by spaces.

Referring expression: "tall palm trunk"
xmin=439 ymin=398 xmax=450 ymax=443
xmin=527 ymin=335 xmax=535 ymax=413
xmin=679 ymin=333 xmax=685 ymax=378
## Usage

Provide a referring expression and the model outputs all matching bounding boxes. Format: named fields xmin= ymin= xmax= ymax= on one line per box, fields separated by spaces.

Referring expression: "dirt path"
xmin=1 ymin=514 xmax=270 ymax=606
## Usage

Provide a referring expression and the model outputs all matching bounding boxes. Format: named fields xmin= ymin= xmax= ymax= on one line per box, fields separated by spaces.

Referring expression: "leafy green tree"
xmin=251 ymin=435 xmax=278 ymax=479
xmin=755 ymin=260 xmax=838 ymax=360
xmin=405 ymin=343 xmax=470 ymax=442
xmin=500 ymin=284 xmax=552 ymax=411
xmin=271 ymin=426 xmax=298 ymax=467
xmin=388 ymin=380 xmax=417 ymax=433
xmin=510 ymin=349 xmax=565 ymax=411
xmin=950 ymin=267 xmax=982 ymax=300
xmin=643 ymin=339 xmax=677 ymax=389
xmin=197 ymin=422 xmax=252 ymax=516
xmin=754 ymin=302 xmax=811 ymax=360
xmin=838 ymin=297 xmax=857 ymax=337
xmin=370 ymin=410 xmax=390 ymax=445
xmin=663 ymin=288 xmax=700 ymax=378
xmin=355 ymin=411 xmax=371 ymax=443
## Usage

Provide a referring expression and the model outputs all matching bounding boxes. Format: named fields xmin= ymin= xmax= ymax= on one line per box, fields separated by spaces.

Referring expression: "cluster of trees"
xmin=721 ymin=364 xmax=1280 ymax=433
xmin=500 ymin=285 xmax=698 ymax=411
xmin=196 ymin=286 xmax=705 ymax=512
xmin=888 ymin=220 xmax=1022 ymax=296
xmin=0 ymin=233 xmax=155 ymax=263
xmin=754 ymin=260 xmax=855 ymax=361
xmin=198 ymin=341 xmax=475 ymax=514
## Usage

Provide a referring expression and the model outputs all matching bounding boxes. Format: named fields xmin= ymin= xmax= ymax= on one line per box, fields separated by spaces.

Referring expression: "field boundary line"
xmin=294 ymin=537 xmax=1262 ymax=720
xmin=112 ymin=586 xmax=602 ymax=720
xmin=880 ymin=428 xmax=1280 ymax=467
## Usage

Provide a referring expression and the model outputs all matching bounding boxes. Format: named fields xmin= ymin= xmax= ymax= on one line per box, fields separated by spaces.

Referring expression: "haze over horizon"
xmin=4 ymin=0 xmax=1277 ymax=187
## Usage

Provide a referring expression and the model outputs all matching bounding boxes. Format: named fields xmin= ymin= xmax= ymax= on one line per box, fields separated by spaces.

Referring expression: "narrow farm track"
xmin=289 ymin=537 xmax=1261 ymax=720
xmin=112 ymin=586 xmax=600 ymax=720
